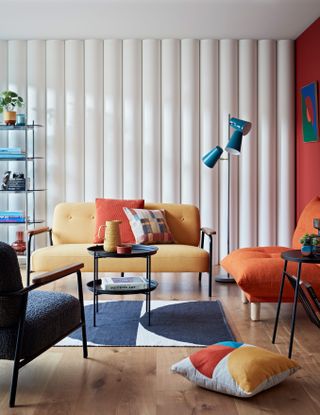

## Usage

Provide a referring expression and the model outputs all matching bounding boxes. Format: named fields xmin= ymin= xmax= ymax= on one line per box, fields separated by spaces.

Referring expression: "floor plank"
xmin=1 ymin=268 xmax=320 ymax=414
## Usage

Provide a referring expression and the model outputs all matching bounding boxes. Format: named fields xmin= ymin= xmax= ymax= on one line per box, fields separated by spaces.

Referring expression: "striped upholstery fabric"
xmin=124 ymin=208 xmax=174 ymax=244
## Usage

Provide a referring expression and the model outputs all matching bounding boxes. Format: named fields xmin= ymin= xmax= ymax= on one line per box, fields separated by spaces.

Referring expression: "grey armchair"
xmin=0 ymin=242 xmax=88 ymax=407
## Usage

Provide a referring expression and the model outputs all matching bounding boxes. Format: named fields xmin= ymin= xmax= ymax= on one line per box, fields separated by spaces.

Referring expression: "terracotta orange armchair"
xmin=221 ymin=196 xmax=320 ymax=321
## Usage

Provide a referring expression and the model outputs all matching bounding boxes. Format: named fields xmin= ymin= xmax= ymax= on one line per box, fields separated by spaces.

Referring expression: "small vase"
xmin=98 ymin=220 xmax=122 ymax=252
xmin=301 ymin=245 xmax=313 ymax=257
xmin=11 ymin=231 xmax=26 ymax=254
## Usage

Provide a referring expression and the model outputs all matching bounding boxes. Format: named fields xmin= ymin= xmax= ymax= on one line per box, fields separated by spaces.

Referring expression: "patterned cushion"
xmin=171 ymin=341 xmax=300 ymax=398
xmin=124 ymin=208 xmax=174 ymax=244
xmin=94 ymin=198 xmax=144 ymax=244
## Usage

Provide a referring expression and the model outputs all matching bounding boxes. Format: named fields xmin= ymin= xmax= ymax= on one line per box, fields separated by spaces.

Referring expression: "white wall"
xmin=0 ymin=38 xmax=295 ymax=261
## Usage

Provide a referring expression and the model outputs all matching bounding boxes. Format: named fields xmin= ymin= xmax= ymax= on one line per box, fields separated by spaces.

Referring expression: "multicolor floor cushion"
xmin=171 ymin=341 xmax=300 ymax=398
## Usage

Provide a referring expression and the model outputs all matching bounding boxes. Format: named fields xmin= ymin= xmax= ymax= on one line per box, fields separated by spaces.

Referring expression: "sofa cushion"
xmin=124 ymin=207 xmax=174 ymax=244
xmin=94 ymin=198 xmax=144 ymax=244
xmin=31 ymin=244 xmax=209 ymax=273
xmin=292 ymin=196 xmax=320 ymax=249
xmin=221 ymin=247 xmax=320 ymax=302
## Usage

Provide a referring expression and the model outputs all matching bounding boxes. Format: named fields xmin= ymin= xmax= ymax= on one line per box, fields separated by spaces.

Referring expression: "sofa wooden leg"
xmin=241 ymin=290 xmax=249 ymax=304
xmin=250 ymin=303 xmax=261 ymax=321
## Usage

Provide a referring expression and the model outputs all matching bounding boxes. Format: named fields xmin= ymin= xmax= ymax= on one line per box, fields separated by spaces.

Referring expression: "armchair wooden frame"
xmin=1 ymin=262 xmax=88 ymax=407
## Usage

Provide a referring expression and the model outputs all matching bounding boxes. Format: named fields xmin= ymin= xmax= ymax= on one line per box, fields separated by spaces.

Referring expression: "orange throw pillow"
xmin=94 ymin=198 xmax=144 ymax=244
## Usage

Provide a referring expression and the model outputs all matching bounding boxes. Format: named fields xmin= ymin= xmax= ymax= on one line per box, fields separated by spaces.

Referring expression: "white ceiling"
xmin=0 ymin=0 xmax=319 ymax=40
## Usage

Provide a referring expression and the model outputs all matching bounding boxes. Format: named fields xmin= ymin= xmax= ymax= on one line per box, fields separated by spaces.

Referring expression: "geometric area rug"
xmin=57 ymin=300 xmax=235 ymax=347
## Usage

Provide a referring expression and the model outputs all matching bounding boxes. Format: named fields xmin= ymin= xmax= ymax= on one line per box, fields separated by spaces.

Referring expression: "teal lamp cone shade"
xmin=229 ymin=117 xmax=252 ymax=135
xmin=225 ymin=130 xmax=243 ymax=155
xmin=202 ymin=145 xmax=223 ymax=168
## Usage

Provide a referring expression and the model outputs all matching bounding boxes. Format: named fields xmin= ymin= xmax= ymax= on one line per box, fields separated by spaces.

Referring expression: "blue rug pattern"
xmin=58 ymin=300 xmax=235 ymax=347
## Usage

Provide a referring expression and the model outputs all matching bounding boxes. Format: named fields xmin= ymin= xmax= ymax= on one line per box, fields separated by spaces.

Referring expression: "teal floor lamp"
xmin=202 ymin=115 xmax=252 ymax=283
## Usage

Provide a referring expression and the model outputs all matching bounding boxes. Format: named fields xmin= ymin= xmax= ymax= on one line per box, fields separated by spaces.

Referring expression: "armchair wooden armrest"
xmin=31 ymin=263 xmax=84 ymax=287
xmin=0 ymin=263 xmax=84 ymax=298
xmin=27 ymin=227 xmax=52 ymax=237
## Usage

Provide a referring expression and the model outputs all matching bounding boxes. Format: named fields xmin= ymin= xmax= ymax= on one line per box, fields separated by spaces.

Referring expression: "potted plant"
xmin=0 ymin=90 xmax=24 ymax=125
xmin=299 ymin=233 xmax=320 ymax=256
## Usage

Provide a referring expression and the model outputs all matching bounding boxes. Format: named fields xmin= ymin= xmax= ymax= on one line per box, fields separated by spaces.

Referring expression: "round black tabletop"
xmin=281 ymin=249 xmax=320 ymax=263
xmin=87 ymin=244 xmax=158 ymax=258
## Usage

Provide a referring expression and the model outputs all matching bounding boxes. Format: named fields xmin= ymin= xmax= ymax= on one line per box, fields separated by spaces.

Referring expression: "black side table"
xmin=87 ymin=244 xmax=158 ymax=327
xmin=272 ymin=249 xmax=320 ymax=358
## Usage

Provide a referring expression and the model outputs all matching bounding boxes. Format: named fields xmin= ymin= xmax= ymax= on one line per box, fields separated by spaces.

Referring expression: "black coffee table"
xmin=87 ymin=244 xmax=158 ymax=327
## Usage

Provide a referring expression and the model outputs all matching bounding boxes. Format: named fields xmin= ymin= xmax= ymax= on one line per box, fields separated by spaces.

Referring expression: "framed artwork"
xmin=301 ymin=81 xmax=319 ymax=143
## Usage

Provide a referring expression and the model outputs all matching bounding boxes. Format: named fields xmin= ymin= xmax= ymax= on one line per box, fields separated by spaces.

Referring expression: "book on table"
xmin=101 ymin=276 xmax=149 ymax=290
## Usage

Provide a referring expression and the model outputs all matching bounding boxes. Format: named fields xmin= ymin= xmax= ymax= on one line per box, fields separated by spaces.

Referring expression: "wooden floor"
xmin=1 ymin=268 xmax=320 ymax=414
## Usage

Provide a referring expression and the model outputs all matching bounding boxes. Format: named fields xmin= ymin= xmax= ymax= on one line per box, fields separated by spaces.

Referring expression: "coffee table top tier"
xmin=281 ymin=249 xmax=320 ymax=264
xmin=87 ymin=244 xmax=158 ymax=258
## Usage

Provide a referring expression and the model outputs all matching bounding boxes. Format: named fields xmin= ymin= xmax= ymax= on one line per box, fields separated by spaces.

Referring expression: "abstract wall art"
xmin=301 ymin=81 xmax=319 ymax=142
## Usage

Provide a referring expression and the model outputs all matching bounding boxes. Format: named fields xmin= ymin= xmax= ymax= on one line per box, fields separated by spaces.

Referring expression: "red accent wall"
xmin=296 ymin=17 xmax=320 ymax=220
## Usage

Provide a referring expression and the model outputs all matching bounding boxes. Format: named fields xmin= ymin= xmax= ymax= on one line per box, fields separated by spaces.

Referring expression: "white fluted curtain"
xmin=0 ymin=38 xmax=295 ymax=261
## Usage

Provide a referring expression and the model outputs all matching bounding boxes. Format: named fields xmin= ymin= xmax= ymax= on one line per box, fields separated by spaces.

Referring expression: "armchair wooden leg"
xmin=77 ymin=271 xmax=88 ymax=359
xmin=250 ymin=303 xmax=261 ymax=321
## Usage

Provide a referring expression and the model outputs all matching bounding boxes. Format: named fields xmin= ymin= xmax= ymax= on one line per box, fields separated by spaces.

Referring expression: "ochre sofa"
xmin=221 ymin=197 xmax=320 ymax=320
xmin=30 ymin=202 xmax=215 ymax=295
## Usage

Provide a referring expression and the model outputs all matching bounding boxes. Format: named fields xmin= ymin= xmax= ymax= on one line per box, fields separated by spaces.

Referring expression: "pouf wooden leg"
xmin=250 ymin=303 xmax=261 ymax=321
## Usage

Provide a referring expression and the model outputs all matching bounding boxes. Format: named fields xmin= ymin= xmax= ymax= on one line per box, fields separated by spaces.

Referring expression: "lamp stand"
xmin=215 ymin=114 xmax=235 ymax=283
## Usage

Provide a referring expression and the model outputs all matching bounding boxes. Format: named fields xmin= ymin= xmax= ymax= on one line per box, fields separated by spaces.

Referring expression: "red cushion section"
xmin=94 ymin=199 xmax=144 ymax=244
xmin=189 ymin=345 xmax=234 ymax=378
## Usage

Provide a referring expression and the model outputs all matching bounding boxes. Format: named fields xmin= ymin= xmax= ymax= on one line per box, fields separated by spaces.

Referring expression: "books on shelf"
xmin=101 ymin=276 xmax=149 ymax=290
xmin=6 ymin=178 xmax=29 ymax=191
xmin=0 ymin=147 xmax=25 ymax=159
xmin=0 ymin=147 xmax=22 ymax=153
xmin=0 ymin=210 xmax=26 ymax=223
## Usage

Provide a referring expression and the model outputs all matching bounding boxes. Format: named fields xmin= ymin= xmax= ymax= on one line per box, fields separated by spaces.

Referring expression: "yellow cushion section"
xmin=31 ymin=244 xmax=209 ymax=273
xmin=52 ymin=202 xmax=200 ymax=246
xmin=52 ymin=203 xmax=96 ymax=244
xmin=228 ymin=346 xmax=299 ymax=393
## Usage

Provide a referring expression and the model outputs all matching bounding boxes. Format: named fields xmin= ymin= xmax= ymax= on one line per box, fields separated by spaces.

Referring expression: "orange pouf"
xmin=221 ymin=196 xmax=320 ymax=304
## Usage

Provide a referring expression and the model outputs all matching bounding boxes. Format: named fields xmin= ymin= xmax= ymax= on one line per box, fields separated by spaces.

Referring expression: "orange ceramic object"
xmin=116 ymin=245 xmax=132 ymax=254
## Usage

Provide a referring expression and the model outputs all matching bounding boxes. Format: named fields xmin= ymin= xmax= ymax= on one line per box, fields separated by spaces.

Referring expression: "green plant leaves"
xmin=0 ymin=90 xmax=24 ymax=112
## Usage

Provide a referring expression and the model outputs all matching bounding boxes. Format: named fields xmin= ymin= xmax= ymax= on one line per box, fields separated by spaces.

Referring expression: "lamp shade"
xmin=202 ymin=145 xmax=223 ymax=168
xmin=225 ymin=130 xmax=243 ymax=155
xmin=229 ymin=117 xmax=252 ymax=135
